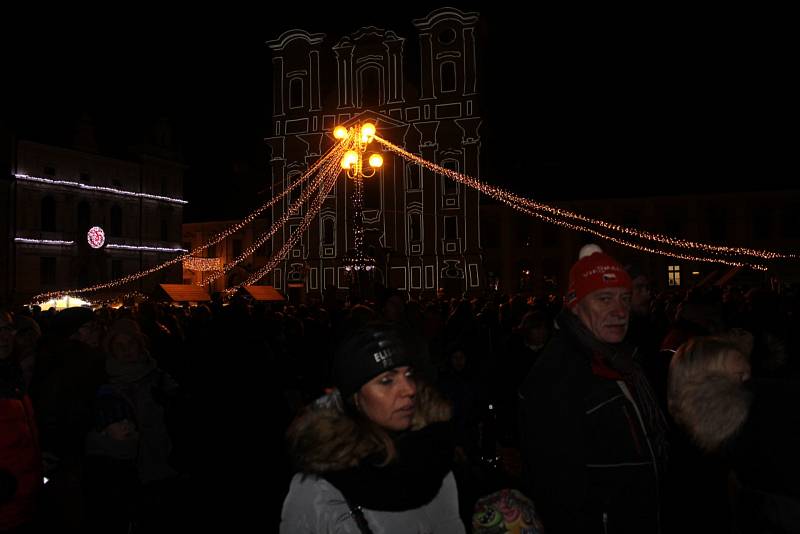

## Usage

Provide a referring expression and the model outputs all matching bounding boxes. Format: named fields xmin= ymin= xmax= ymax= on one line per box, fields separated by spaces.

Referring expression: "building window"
xmin=287 ymin=171 xmax=303 ymax=214
xmin=41 ymin=196 xmax=56 ymax=231
xmin=322 ymin=218 xmax=335 ymax=245
xmin=438 ymin=28 xmax=457 ymax=45
xmin=444 ymin=216 xmax=458 ymax=239
xmin=161 ymin=220 xmax=169 ymax=241
xmin=110 ymin=205 xmax=122 ymax=237
xmin=77 ymin=201 xmax=91 ymax=233
xmin=440 ymin=61 xmax=457 ymax=93
xmin=40 ymin=257 xmax=56 ymax=286
xmin=406 ymin=165 xmax=421 ymax=190
xmin=359 ymin=66 xmax=381 ymax=107
xmin=668 ymin=265 xmax=681 ymax=286
xmin=409 ymin=212 xmax=422 ymax=242
xmin=289 ymin=78 xmax=304 ymax=109
xmin=440 ymin=158 xmax=459 ymax=196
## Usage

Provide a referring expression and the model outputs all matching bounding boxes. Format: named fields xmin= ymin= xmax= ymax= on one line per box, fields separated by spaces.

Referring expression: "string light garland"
xmin=15 ymin=237 xmax=75 ymax=246
xmin=106 ymin=244 xmax=187 ymax=253
xmin=227 ymin=152 xmax=344 ymax=293
xmin=183 ymin=257 xmax=223 ymax=271
xmin=32 ymin=138 xmax=351 ymax=302
xmin=374 ymin=136 xmax=794 ymax=266
xmin=511 ymin=203 xmax=768 ymax=271
xmin=203 ymin=134 xmax=356 ymax=286
xmin=15 ymin=173 xmax=188 ymax=205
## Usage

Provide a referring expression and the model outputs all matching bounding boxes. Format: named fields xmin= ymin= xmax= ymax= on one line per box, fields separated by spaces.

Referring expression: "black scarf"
xmin=322 ymin=421 xmax=454 ymax=511
xmin=558 ymin=309 xmax=670 ymax=471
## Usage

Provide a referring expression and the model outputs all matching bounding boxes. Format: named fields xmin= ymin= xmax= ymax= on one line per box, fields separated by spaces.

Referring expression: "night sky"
xmin=5 ymin=6 xmax=795 ymax=222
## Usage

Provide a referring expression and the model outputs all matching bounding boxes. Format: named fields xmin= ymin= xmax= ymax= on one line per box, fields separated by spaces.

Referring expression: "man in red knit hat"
xmin=519 ymin=245 xmax=668 ymax=534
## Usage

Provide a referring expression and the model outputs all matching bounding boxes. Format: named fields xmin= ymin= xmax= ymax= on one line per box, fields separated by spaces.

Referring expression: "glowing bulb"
xmin=341 ymin=151 xmax=359 ymax=169
xmin=368 ymin=154 xmax=383 ymax=168
xmin=361 ymin=123 xmax=376 ymax=143
xmin=333 ymin=126 xmax=348 ymax=139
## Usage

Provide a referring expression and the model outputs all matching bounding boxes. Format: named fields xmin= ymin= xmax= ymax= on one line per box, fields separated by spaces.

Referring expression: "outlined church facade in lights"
xmin=266 ymin=7 xmax=484 ymax=299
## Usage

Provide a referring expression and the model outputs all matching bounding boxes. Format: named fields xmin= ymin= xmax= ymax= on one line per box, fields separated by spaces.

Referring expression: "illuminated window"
xmin=668 ymin=265 xmax=681 ymax=286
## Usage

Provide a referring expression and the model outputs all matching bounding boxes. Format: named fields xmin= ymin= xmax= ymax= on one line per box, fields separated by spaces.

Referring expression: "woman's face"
xmin=356 ymin=366 xmax=417 ymax=431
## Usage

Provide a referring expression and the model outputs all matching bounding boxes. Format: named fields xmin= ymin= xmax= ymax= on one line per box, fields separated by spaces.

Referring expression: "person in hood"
xmin=280 ymin=321 xmax=465 ymax=533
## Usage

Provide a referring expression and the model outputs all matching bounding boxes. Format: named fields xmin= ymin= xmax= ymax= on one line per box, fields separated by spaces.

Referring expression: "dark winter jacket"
xmin=519 ymin=310 xmax=668 ymax=533
xmin=0 ymin=359 xmax=42 ymax=531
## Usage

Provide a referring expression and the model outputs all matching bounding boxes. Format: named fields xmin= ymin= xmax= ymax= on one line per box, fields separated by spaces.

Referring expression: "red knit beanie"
xmin=567 ymin=244 xmax=632 ymax=308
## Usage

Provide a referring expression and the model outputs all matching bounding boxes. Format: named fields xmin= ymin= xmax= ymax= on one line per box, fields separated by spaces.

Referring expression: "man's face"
xmin=573 ymin=287 xmax=632 ymax=344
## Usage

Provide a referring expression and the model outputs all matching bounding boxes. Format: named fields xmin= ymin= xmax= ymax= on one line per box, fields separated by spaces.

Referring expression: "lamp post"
xmin=334 ymin=123 xmax=383 ymax=276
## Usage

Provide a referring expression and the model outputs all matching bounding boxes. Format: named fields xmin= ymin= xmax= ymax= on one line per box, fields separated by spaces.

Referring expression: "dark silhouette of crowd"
xmin=1 ymin=261 xmax=798 ymax=532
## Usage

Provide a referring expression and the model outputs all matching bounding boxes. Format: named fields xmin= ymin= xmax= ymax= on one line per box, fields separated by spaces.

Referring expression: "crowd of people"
xmin=1 ymin=244 xmax=799 ymax=532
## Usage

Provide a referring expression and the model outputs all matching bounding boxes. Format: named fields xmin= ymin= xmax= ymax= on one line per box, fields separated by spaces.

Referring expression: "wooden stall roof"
xmin=159 ymin=284 xmax=211 ymax=302
xmin=243 ymin=285 xmax=285 ymax=301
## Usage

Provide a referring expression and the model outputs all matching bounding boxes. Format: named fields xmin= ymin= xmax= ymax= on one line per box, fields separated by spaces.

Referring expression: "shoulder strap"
xmin=344 ymin=496 xmax=374 ymax=534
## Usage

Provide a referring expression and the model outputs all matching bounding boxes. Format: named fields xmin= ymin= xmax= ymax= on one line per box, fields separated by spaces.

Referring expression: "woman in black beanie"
xmin=280 ymin=322 xmax=464 ymax=533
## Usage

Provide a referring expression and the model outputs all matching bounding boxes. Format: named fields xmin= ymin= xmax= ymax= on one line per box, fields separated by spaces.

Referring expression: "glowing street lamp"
xmin=333 ymin=122 xmax=384 ymax=272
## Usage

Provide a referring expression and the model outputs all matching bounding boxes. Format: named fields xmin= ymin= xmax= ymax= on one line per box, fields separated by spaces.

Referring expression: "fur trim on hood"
xmin=287 ymin=382 xmax=451 ymax=474
xmin=669 ymin=373 xmax=753 ymax=453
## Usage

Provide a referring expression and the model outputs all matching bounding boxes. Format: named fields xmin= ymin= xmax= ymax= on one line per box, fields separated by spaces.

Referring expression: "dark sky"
xmin=5 ymin=6 xmax=795 ymax=222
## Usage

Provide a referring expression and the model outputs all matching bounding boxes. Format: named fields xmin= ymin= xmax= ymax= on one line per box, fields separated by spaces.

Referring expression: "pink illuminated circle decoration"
xmin=87 ymin=226 xmax=106 ymax=249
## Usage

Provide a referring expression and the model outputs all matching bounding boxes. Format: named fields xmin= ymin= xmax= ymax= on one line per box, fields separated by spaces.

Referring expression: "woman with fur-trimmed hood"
xmin=280 ymin=322 xmax=465 ymax=533
xmin=668 ymin=334 xmax=800 ymax=533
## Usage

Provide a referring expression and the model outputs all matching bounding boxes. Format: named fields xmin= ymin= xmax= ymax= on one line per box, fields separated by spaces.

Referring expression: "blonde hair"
xmin=668 ymin=336 xmax=753 ymax=452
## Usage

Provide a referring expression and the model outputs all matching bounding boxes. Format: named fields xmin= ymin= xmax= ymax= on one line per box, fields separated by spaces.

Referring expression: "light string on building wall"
xmin=226 ymin=156 xmax=341 ymax=293
xmin=374 ymin=136 xmax=793 ymax=267
xmin=15 ymin=238 xmax=75 ymax=246
xmin=203 ymin=134 xmax=355 ymax=286
xmin=14 ymin=174 xmax=189 ymax=205
xmin=32 ymin=138 xmax=350 ymax=302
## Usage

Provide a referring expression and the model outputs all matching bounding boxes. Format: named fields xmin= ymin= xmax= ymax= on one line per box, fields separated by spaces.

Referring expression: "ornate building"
xmin=6 ymin=121 xmax=186 ymax=304
xmin=265 ymin=7 xmax=484 ymax=299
